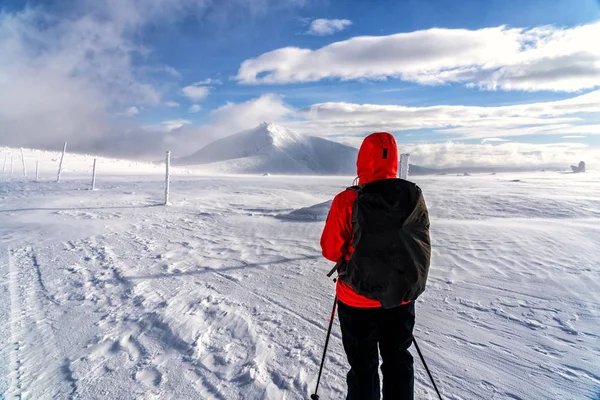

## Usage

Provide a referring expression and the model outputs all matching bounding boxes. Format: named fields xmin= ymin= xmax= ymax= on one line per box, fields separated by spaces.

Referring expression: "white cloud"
xmin=182 ymin=84 xmax=211 ymax=101
xmin=161 ymin=119 xmax=191 ymax=132
xmin=0 ymin=0 xmax=308 ymax=155
xmin=400 ymin=141 xmax=600 ymax=169
xmin=289 ymin=90 xmax=600 ymax=140
xmin=208 ymin=93 xmax=293 ymax=135
xmin=188 ymin=104 xmax=202 ymax=113
xmin=237 ymin=21 xmax=600 ymax=91
xmin=172 ymin=94 xmax=292 ymax=154
xmin=182 ymin=80 xmax=220 ymax=102
xmin=438 ymin=122 xmax=600 ymax=139
xmin=93 ymin=94 xmax=294 ymax=159
xmin=481 ymin=138 xmax=509 ymax=143
xmin=155 ymin=93 xmax=292 ymax=156
xmin=165 ymin=101 xmax=180 ymax=107
xmin=122 ymin=106 xmax=140 ymax=116
xmin=307 ymin=18 xmax=352 ymax=36
xmin=0 ymin=3 xmax=164 ymax=150
xmin=194 ymin=78 xmax=222 ymax=85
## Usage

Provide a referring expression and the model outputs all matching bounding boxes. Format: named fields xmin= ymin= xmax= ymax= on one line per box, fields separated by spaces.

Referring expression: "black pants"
xmin=338 ymin=300 xmax=415 ymax=400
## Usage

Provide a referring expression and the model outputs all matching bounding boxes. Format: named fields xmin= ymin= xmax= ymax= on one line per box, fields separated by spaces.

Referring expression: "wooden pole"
xmin=400 ymin=153 xmax=411 ymax=180
xmin=20 ymin=148 xmax=27 ymax=177
xmin=91 ymin=158 xmax=97 ymax=190
xmin=57 ymin=142 xmax=67 ymax=182
xmin=164 ymin=151 xmax=171 ymax=206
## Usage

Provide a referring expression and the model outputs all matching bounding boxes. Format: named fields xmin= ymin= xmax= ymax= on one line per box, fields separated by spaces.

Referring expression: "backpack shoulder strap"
xmin=346 ymin=185 xmax=362 ymax=193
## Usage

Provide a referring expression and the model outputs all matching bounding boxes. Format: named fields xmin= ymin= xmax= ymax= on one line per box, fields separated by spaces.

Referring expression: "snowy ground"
xmin=1 ymin=150 xmax=599 ymax=399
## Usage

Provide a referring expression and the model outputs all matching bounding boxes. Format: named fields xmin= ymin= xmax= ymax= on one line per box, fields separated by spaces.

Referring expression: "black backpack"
xmin=339 ymin=178 xmax=431 ymax=308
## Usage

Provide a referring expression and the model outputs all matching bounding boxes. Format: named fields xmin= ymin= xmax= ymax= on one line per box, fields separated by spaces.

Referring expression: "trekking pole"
xmin=413 ymin=336 xmax=444 ymax=400
xmin=310 ymin=295 xmax=338 ymax=400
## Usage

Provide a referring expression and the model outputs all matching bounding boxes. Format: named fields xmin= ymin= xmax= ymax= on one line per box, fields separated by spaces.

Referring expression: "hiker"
xmin=320 ymin=132 xmax=431 ymax=400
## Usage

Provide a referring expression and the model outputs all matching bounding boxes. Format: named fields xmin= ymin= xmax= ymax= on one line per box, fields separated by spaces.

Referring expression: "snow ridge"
xmin=174 ymin=123 xmax=358 ymax=175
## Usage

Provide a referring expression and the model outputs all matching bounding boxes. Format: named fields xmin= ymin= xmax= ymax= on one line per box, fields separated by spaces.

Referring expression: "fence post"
xmin=164 ymin=151 xmax=171 ymax=206
xmin=10 ymin=155 xmax=13 ymax=177
xmin=57 ymin=142 xmax=67 ymax=182
xmin=20 ymin=148 xmax=27 ymax=177
xmin=400 ymin=153 xmax=411 ymax=180
xmin=36 ymin=160 xmax=40 ymax=182
xmin=2 ymin=154 xmax=7 ymax=175
xmin=91 ymin=158 xmax=97 ymax=190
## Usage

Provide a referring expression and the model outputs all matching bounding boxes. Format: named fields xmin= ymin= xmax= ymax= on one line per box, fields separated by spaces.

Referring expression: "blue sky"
xmin=1 ymin=0 xmax=599 ymax=166
xmin=155 ymin=1 xmax=598 ymax=100
xmin=145 ymin=0 xmax=598 ymax=121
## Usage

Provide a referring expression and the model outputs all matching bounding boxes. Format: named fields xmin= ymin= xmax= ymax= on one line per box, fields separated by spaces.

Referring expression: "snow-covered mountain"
xmin=174 ymin=123 xmax=358 ymax=174
xmin=174 ymin=123 xmax=436 ymax=175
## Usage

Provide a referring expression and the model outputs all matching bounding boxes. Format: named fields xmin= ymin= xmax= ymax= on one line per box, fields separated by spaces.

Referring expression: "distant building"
xmin=571 ymin=161 xmax=586 ymax=173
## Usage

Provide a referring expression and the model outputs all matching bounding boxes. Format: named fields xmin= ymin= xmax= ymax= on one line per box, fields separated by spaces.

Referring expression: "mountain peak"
xmin=259 ymin=121 xmax=279 ymax=132
xmin=259 ymin=121 xmax=286 ymax=133
xmin=174 ymin=122 xmax=358 ymax=174
xmin=253 ymin=122 xmax=301 ymax=148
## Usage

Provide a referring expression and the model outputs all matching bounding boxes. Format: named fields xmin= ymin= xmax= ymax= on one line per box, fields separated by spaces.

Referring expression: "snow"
xmin=277 ymin=201 xmax=332 ymax=222
xmin=174 ymin=123 xmax=359 ymax=175
xmin=1 ymin=148 xmax=600 ymax=400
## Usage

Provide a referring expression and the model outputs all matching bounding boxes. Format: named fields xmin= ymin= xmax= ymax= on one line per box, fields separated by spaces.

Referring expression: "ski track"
xmin=0 ymin=248 xmax=11 ymax=397
xmin=6 ymin=247 xmax=71 ymax=400
xmin=1 ymin=170 xmax=600 ymax=399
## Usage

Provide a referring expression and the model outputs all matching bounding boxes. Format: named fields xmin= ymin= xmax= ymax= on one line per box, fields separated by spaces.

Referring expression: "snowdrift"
xmin=276 ymin=200 xmax=332 ymax=222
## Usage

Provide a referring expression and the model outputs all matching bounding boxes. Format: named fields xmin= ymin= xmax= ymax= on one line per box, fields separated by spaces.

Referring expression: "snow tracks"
xmin=2 ymin=247 xmax=72 ymax=400
xmin=0 ymin=226 xmax=330 ymax=400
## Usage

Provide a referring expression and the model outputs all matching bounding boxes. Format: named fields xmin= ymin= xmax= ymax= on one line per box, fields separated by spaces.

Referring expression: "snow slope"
xmin=1 ymin=148 xmax=599 ymax=400
xmin=174 ymin=123 xmax=359 ymax=175
xmin=0 ymin=147 xmax=174 ymax=179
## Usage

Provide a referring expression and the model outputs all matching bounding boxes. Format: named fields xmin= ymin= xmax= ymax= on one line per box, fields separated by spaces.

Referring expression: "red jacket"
xmin=320 ymin=132 xmax=408 ymax=308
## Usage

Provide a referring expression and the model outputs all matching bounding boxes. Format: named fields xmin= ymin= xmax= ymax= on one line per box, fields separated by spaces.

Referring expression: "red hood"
xmin=357 ymin=132 xmax=398 ymax=184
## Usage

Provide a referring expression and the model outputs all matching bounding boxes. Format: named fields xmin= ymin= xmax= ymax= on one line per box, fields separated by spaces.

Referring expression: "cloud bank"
xmin=237 ymin=21 xmax=600 ymax=91
xmin=400 ymin=142 xmax=600 ymax=169
xmin=0 ymin=0 xmax=306 ymax=154
xmin=328 ymin=135 xmax=599 ymax=169
xmin=288 ymin=91 xmax=600 ymax=169
xmin=290 ymin=90 xmax=600 ymax=139
xmin=88 ymin=94 xmax=293 ymax=158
